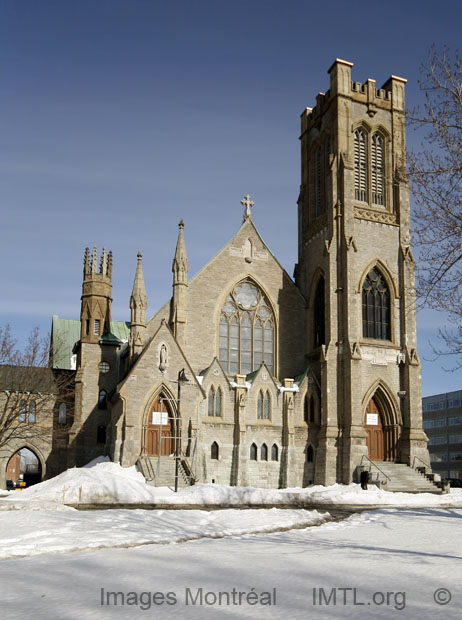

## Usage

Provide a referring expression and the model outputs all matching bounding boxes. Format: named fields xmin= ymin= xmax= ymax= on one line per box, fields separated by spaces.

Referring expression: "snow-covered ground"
xmin=1 ymin=461 xmax=461 ymax=618
xmin=0 ymin=507 xmax=329 ymax=560
xmin=3 ymin=458 xmax=462 ymax=508
xmin=1 ymin=508 xmax=461 ymax=619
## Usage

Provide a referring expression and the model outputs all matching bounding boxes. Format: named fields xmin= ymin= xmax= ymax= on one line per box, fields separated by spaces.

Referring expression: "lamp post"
xmin=175 ymin=368 xmax=189 ymax=492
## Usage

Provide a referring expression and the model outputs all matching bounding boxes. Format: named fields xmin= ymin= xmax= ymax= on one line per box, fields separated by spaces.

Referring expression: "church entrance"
xmin=365 ymin=397 xmax=384 ymax=461
xmin=145 ymin=395 xmax=175 ymax=456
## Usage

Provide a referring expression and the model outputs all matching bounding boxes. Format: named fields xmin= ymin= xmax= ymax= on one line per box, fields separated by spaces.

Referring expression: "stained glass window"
xmin=218 ymin=280 xmax=275 ymax=375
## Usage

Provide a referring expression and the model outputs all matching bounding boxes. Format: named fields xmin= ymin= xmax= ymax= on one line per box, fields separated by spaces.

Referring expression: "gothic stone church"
xmin=5 ymin=60 xmax=431 ymax=488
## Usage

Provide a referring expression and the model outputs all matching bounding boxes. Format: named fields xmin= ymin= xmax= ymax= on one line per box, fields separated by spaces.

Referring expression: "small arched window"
xmin=208 ymin=387 xmax=223 ymax=417
xmin=18 ymin=400 xmax=27 ymax=423
xmin=271 ymin=444 xmax=279 ymax=461
xmin=307 ymin=445 xmax=314 ymax=463
xmin=58 ymin=402 xmax=67 ymax=424
xmin=98 ymin=389 xmax=107 ymax=410
xmin=313 ymin=276 xmax=325 ymax=348
xmin=304 ymin=395 xmax=309 ymax=423
xmin=310 ymin=395 xmax=316 ymax=423
xmin=211 ymin=441 xmax=219 ymax=460
xmin=264 ymin=392 xmax=271 ymax=420
xmin=250 ymin=443 xmax=258 ymax=461
xmin=28 ymin=401 xmax=36 ymax=424
xmin=261 ymin=443 xmax=268 ymax=461
xmin=215 ymin=388 xmax=222 ymax=417
xmin=97 ymin=425 xmax=106 ymax=444
xmin=257 ymin=391 xmax=264 ymax=420
xmin=208 ymin=387 xmax=215 ymax=417
xmin=362 ymin=267 xmax=391 ymax=340
xmin=315 ymin=146 xmax=323 ymax=218
xmin=354 ymin=128 xmax=368 ymax=202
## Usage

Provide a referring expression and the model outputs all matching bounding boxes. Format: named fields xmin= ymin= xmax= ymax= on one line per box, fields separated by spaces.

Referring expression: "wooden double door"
xmin=145 ymin=395 xmax=175 ymax=456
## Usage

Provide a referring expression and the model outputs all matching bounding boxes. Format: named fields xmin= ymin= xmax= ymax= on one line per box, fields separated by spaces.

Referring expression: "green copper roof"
xmin=51 ymin=316 xmax=130 ymax=369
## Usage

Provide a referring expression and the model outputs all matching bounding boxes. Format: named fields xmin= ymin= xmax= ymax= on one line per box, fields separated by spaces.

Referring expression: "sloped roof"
xmin=0 ymin=365 xmax=58 ymax=393
xmin=51 ymin=316 xmax=130 ymax=369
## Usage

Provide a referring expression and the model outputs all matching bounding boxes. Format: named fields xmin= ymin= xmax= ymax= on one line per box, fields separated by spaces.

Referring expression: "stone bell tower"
xmin=80 ymin=246 xmax=112 ymax=343
xmin=296 ymin=59 xmax=429 ymax=484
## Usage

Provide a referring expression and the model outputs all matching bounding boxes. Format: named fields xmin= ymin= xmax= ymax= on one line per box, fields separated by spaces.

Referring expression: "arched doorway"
xmin=365 ymin=397 xmax=385 ymax=461
xmin=6 ymin=447 xmax=42 ymax=487
xmin=144 ymin=394 xmax=175 ymax=456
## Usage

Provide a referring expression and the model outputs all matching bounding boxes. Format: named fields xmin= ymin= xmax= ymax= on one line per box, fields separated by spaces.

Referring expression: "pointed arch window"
xmin=28 ymin=401 xmax=36 ymax=424
xmin=310 ymin=395 xmax=316 ymax=423
xmin=354 ymin=129 xmax=368 ymax=202
xmin=307 ymin=445 xmax=314 ymax=463
xmin=271 ymin=444 xmax=279 ymax=461
xmin=257 ymin=390 xmax=271 ymax=420
xmin=261 ymin=443 xmax=268 ymax=461
xmin=58 ymin=402 xmax=67 ymax=424
xmin=315 ymin=146 xmax=323 ymax=218
xmin=313 ymin=276 xmax=325 ymax=348
xmin=211 ymin=441 xmax=219 ymax=460
xmin=371 ymin=133 xmax=385 ymax=205
xmin=219 ymin=281 xmax=275 ymax=375
xmin=362 ymin=267 xmax=391 ymax=340
xmin=304 ymin=394 xmax=309 ymax=423
xmin=98 ymin=389 xmax=107 ymax=410
xmin=18 ymin=400 xmax=26 ymax=423
xmin=97 ymin=425 xmax=106 ymax=444
xmin=250 ymin=443 xmax=258 ymax=461
xmin=208 ymin=387 xmax=223 ymax=417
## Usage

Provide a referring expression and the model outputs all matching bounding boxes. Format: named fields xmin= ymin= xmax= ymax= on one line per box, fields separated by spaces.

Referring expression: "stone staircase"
xmin=368 ymin=461 xmax=441 ymax=493
xmin=136 ymin=455 xmax=192 ymax=488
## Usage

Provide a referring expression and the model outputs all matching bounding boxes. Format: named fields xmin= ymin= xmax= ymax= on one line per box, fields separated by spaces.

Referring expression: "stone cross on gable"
xmin=241 ymin=194 xmax=255 ymax=221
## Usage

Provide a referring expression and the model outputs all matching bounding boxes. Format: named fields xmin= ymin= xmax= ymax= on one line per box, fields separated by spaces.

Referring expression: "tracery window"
xmin=257 ymin=390 xmax=271 ymax=420
xmin=208 ymin=387 xmax=223 ymax=417
xmin=362 ymin=267 xmax=391 ymax=340
xmin=18 ymin=400 xmax=26 ymax=423
xmin=219 ymin=281 xmax=275 ymax=375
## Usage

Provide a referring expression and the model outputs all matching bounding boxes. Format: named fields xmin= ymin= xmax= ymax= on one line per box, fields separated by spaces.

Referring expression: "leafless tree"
xmin=408 ymin=46 xmax=462 ymax=366
xmin=0 ymin=325 xmax=74 ymax=451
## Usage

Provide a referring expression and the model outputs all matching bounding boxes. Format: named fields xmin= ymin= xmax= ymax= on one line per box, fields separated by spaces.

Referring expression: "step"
xmin=367 ymin=461 xmax=441 ymax=494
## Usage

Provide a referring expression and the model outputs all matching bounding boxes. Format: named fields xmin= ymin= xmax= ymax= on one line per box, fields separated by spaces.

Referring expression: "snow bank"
xmin=0 ymin=507 xmax=329 ymax=560
xmin=4 ymin=459 xmax=462 ymax=508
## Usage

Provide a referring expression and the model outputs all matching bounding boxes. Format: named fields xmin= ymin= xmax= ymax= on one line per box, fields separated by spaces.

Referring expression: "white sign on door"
xmin=366 ymin=413 xmax=379 ymax=426
xmin=152 ymin=411 xmax=168 ymax=425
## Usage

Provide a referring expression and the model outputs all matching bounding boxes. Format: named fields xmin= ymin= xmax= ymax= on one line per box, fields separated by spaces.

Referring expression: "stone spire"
xmin=129 ymin=251 xmax=148 ymax=361
xmin=170 ymin=220 xmax=188 ymax=345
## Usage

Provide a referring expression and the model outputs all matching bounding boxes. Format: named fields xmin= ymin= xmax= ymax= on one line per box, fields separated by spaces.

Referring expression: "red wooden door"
xmin=146 ymin=395 xmax=174 ymax=456
xmin=365 ymin=397 xmax=384 ymax=461
xmin=6 ymin=451 xmax=21 ymax=482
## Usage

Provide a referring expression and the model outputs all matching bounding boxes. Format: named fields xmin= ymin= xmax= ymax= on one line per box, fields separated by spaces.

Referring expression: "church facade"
xmin=2 ymin=60 xmax=430 ymax=488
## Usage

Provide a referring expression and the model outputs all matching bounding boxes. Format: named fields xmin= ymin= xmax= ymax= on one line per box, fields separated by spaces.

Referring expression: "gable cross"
xmin=241 ymin=194 xmax=255 ymax=221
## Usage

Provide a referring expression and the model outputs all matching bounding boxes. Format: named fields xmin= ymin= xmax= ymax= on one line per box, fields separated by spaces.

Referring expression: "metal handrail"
xmin=412 ymin=455 xmax=431 ymax=471
xmin=360 ymin=454 xmax=391 ymax=481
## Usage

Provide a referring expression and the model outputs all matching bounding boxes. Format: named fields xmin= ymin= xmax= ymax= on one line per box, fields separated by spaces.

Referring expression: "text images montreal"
xmin=100 ymin=587 xmax=277 ymax=609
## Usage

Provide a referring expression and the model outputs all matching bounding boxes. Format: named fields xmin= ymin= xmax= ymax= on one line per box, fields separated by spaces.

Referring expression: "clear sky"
xmin=1 ymin=0 xmax=461 ymax=396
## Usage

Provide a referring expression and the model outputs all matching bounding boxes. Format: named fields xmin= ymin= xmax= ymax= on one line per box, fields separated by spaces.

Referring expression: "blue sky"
xmin=1 ymin=0 xmax=461 ymax=396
